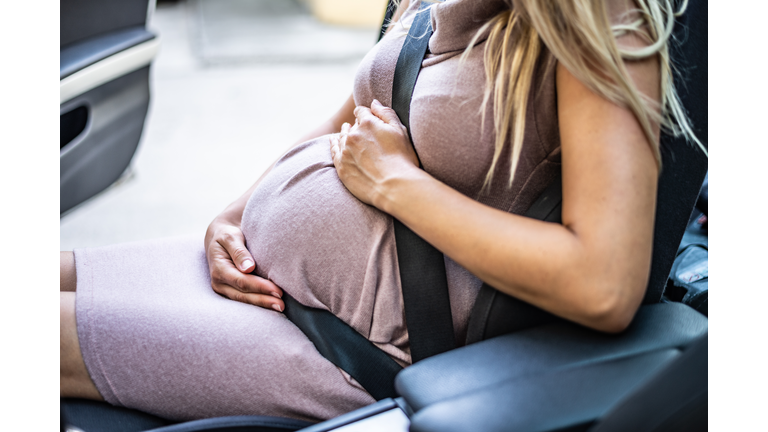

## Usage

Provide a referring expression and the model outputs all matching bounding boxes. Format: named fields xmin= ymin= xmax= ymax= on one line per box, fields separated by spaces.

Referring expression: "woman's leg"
xmin=60 ymin=251 xmax=103 ymax=400
xmin=60 ymin=251 xmax=77 ymax=292
xmin=60 ymin=238 xmax=374 ymax=420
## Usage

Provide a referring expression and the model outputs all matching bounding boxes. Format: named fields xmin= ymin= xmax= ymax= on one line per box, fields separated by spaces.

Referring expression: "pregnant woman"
xmin=60 ymin=0 xmax=703 ymax=423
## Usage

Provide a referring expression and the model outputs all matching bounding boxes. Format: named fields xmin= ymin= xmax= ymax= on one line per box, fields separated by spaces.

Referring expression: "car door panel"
xmin=61 ymin=0 xmax=152 ymax=48
xmin=60 ymin=66 xmax=150 ymax=213
xmin=60 ymin=28 xmax=158 ymax=104
xmin=60 ymin=0 xmax=158 ymax=214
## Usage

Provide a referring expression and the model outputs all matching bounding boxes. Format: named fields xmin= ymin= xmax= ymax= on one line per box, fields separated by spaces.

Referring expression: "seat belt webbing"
xmin=377 ymin=0 xmax=397 ymax=42
xmin=464 ymin=172 xmax=563 ymax=344
xmin=390 ymin=1 xmax=456 ymax=364
xmin=281 ymin=1 xmax=451 ymax=401
xmin=282 ymin=294 xmax=402 ymax=400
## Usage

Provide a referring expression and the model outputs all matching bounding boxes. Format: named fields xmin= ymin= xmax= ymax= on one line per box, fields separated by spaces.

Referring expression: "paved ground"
xmin=60 ymin=0 xmax=380 ymax=250
xmin=192 ymin=0 xmax=378 ymax=64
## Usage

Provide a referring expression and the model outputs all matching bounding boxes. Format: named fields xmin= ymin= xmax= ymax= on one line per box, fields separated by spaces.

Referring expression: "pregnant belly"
xmin=241 ymin=136 xmax=408 ymax=352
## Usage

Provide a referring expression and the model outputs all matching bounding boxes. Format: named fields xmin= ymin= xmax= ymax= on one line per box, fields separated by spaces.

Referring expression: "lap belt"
xmin=282 ymin=294 xmax=402 ymax=401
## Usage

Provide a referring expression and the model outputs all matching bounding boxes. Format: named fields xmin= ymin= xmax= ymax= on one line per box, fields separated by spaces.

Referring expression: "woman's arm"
xmin=332 ymin=54 xmax=660 ymax=333
xmin=205 ymin=94 xmax=356 ymax=311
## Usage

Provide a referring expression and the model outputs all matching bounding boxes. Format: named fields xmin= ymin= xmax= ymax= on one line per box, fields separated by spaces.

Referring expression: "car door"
xmin=60 ymin=0 xmax=159 ymax=214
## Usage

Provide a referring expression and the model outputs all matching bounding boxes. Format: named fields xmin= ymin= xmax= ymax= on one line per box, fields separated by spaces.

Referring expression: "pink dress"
xmin=74 ymin=0 xmax=561 ymax=422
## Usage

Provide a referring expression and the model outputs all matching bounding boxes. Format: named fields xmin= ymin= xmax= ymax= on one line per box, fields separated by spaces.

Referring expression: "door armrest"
xmin=61 ymin=26 xmax=156 ymax=80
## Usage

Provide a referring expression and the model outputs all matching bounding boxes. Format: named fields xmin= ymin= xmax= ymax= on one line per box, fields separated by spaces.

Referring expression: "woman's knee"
xmin=60 ymin=292 xmax=103 ymax=400
xmin=60 ymin=251 xmax=76 ymax=292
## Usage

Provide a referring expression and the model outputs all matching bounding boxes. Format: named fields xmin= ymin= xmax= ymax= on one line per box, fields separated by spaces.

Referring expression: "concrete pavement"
xmin=60 ymin=0 xmax=379 ymax=250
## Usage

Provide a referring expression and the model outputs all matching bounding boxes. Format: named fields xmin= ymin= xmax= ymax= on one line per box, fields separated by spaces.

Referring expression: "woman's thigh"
xmin=61 ymin=251 xmax=76 ymax=292
xmin=72 ymin=235 xmax=374 ymax=422
xmin=60 ymin=291 xmax=103 ymax=400
xmin=61 ymin=250 xmax=102 ymax=398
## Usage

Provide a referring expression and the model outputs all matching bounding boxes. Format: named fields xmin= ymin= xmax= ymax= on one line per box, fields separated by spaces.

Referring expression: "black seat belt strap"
xmin=282 ymin=294 xmax=402 ymax=400
xmin=391 ymin=0 xmax=456 ymax=363
xmin=377 ymin=0 xmax=398 ymax=42
xmin=465 ymin=172 xmax=563 ymax=344
xmin=280 ymin=1 xmax=450 ymax=401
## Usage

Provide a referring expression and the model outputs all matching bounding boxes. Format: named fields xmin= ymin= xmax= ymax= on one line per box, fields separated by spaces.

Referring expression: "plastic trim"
xmin=298 ymin=399 xmax=401 ymax=432
xmin=147 ymin=0 xmax=157 ymax=25
xmin=60 ymin=37 xmax=160 ymax=104
xmin=60 ymin=27 xmax=155 ymax=79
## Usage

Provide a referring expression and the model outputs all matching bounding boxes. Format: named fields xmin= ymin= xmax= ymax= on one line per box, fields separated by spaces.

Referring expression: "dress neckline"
xmin=428 ymin=0 xmax=512 ymax=55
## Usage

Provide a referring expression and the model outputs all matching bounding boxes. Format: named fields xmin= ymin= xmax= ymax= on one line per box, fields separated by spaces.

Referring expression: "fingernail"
xmin=241 ymin=259 xmax=254 ymax=270
xmin=272 ymin=304 xmax=282 ymax=312
xmin=372 ymin=99 xmax=381 ymax=106
xmin=271 ymin=291 xmax=282 ymax=299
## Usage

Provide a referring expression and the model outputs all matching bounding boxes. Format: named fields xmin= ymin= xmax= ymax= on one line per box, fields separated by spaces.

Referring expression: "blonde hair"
xmin=457 ymin=0 xmax=706 ymax=188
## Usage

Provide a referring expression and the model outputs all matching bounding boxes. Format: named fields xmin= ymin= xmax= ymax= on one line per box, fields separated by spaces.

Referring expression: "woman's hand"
xmin=200 ymin=94 xmax=357 ymax=313
xmin=330 ymin=99 xmax=420 ymax=209
xmin=204 ymin=215 xmax=284 ymax=312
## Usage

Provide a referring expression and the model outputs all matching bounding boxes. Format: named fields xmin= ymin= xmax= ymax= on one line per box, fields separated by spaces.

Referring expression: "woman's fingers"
xmin=353 ymin=106 xmax=376 ymax=127
xmin=217 ymin=227 xmax=256 ymax=273
xmin=209 ymin=245 xmax=282 ymax=296
xmin=330 ymin=134 xmax=338 ymax=158
xmin=209 ymin=248 xmax=284 ymax=312
xmin=340 ymin=123 xmax=350 ymax=150
xmin=370 ymin=99 xmax=402 ymax=126
xmin=204 ymin=218 xmax=284 ymax=311
xmin=354 ymin=101 xmax=407 ymax=138
xmin=206 ymin=223 xmax=284 ymax=312
xmin=353 ymin=100 xmax=401 ymax=128
xmin=330 ymin=135 xmax=342 ymax=166
xmin=332 ymin=122 xmax=351 ymax=161
xmin=214 ymin=283 xmax=285 ymax=312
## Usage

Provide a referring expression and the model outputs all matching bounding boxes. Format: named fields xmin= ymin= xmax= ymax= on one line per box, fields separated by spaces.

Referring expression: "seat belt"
xmin=465 ymin=173 xmax=563 ymax=344
xmin=377 ymin=0 xmax=397 ymax=42
xmin=391 ymin=0 xmax=568 ymax=350
xmin=281 ymin=1 xmax=445 ymax=400
xmin=390 ymin=0 xmax=457 ymax=363
xmin=282 ymin=294 xmax=402 ymax=400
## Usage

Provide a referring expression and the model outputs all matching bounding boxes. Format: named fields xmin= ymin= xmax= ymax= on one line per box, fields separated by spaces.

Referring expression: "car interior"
xmin=60 ymin=0 xmax=708 ymax=431
xmin=60 ymin=0 xmax=159 ymax=214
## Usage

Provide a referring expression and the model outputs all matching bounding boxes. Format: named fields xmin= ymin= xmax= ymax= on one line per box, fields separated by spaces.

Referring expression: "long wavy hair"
xmin=464 ymin=0 xmax=705 ymax=187
xmin=391 ymin=0 xmax=705 ymax=188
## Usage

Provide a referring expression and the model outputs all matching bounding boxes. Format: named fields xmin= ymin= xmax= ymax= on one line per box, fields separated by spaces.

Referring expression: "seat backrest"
xmin=643 ymin=0 xmax=708 ymax=303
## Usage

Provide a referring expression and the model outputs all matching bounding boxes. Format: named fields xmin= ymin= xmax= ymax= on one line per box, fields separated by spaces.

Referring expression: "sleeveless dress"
xmin=73 ymin=0 xmax=561 ymax=422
